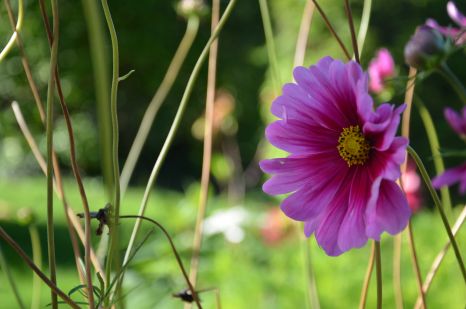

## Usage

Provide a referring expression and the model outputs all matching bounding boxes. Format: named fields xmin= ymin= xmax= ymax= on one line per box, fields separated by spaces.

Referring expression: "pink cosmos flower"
xmin=260 ymin=57 xmax=410 ymax=256
xmin=426 ymin=1 xmax=466 ymax=45
xmin=432 ymin=107 xmax=466 ymax=194
xmin=368 ymin=48 xmax=395 ymax=93
xmin=401 ymin=159 xmax=422 ymax=213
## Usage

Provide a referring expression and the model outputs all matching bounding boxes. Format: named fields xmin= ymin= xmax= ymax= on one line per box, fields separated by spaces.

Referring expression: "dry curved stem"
xmin=414 ymin=205 xmax=466 ymax=309
xmin=311 ymin=0 xmax=351 ymax=60
xmin=187 ymin=0 xmax=220 ymax=292
xmin=119 ymin=215 xmax=202 ymax=309
xmin=344 ymin=0 xmax=359 ymax=63
xmin=0 ymin=226 xmax=80 ymax=309
xmin=358 ymin=242 xmax=375 ymax=309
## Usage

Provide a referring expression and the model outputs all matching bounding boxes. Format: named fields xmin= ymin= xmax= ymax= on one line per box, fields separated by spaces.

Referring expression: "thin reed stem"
xmin=356 ymin=0 xmax=372 ymax=56
xmin=0 ymin=0 xmax=23 ymax=62
xmin=392 ymin=235 xmax=403 ymax=309
xmin=38 ymin=1 xmax=95 ymax=304
xmin=311 ymin=0 xmax=351 ymax=60
xmin=0 ymin=244 xmax=26 ymax=309
xmin=293 ymin=0 xmax=315 ymax=68
xmin=407 ymin=146 xmax=466 ymax=283
xmin=375 ymin=241 xmax=382 ymax=309
xmin=437 ymin=62 xmax=466 ymax=106
xmin=119 ymin=215 xmax=202 ymax=309
xmin=120 ymin=16 xmax=200 ymax=196
xmin=343 ymin=0 xmax=359 ymax=63
xmin=122 ymin=0 xmax=237 ymax=278
xmin=414 ymin=205 xmax=466 ymax=309
xmin=45 ymin=0 xmax=60 ymax=305
xmin=415 ymin=98 xmax=452 ymax=216
xmin=188 ymin=0 xmax=219 ymax=291
xmin=29 ymin=223 xmax=42 ymax=309
xmin=407 ymin=221 xmax=427 ymax=309
xmin=258 ymin=0 xmax=281 ymax=90
xmin=0 ymin=226 xmax=80 ymax=309
xmin=101 ymin=0 xmax=122 ymax=300
xmin=359 ymin=242 xmax=375 ymax=309
xmin=81 ymin=0 xmax=113 ymax=197
xmin=11 ymin=101 xmax=105 ymax=282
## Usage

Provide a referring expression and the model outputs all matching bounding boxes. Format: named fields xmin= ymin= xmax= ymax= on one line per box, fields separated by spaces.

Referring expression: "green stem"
xmin=29 ymin=224 xmax=42 ymax=309
xmin=375 ymin=241 xmax=382 ymax=309
xmin=301 ymin=235 xmax=320 ymax=309
xmin=45 ymin=0 xmax=59 ymax=306
xmin=437 ymin=62 xmax=466 ymax=106
xmin=356 ymin=0 xmax=372 ymax=56
xmin=122 ymin=0 xmax=237 ymax=277
xmin=258 ymin=0 xmax=281 ymax=90
xmin=120 ymin=16 xmax=200 ymax=196
xmin=0 ymin=0 xmax=23 ymax=62
xmin=415 ymin=98 xmax=452 ymax=217
xmin=101 ymin=0 xmax=122 ymax=304
xmin=81 ymin=0 xmax=113 ymax=198
xmin=407 ymin=146 xmax=466 ymax=283
xmin=407 ymin=221 xmax=427 ymax=309
xmin=0 ymin=243 xmax=26 ymax=309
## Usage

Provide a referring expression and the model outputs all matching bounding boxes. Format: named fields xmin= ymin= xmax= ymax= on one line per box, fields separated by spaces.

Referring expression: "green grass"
xmin=0 ymin=177 xmax=465 ymax=308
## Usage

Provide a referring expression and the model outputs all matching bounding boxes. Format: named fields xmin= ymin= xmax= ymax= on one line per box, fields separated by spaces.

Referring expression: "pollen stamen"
xmin=337 ymin=125 xmax=370 ymax=167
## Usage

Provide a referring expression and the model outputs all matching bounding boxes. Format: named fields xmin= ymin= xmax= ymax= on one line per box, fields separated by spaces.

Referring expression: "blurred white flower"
xmin=203 ymin=206 xmax=249 ymax=243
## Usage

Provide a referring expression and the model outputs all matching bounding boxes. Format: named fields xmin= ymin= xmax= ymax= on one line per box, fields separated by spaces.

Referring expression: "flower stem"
xmin=0 ymin=226 xmax=80 ymax=309
xmin=415 ymin=98 xmax=452 ymax=217
xmin=375 ymin=241 xmax=382 ymax=309
xmin=359 ymin=242 xmax=375 ymax=309
xmin=343 ymin=0 xmax=359 ymax=63
xmin=120 ymin=16 xmax=200 ymax=196
xmin=0 ymin=0 xmax=23 ymax=62
xmin=258 ymin=0 xmax=281 ymax=90
xmin=407 ymin=146 xmax=466 ymax=283
xmin=100 ymin=0 xmax=122 ymax=302
xmin=293 ymin=0 xmax=315 ymax=68
xmin=29 ymin=224 xmax=42 ymax=309
xmin=392 ymin=235 xmax=403 ymax=309
xmin=407 ymin=221 xmax=427 ymax=309
xmin=0 ymin=243 xmax=26 ymax=309
xmin=81 ymin=0 xmax=113 ymax=197
xmin=437 ymin=62 xmax=466 ymax=106
xmin=119 ymin=215 xmax=202 ymax=309
xmin=301 ymin=233 xmax=320 ymax=309
xmin=356 ymin=0 xmax=372 ymax=56
xmin=45 ymin=0 xmax=60 ymax=305
xmin=414 ymin=205 xmax=466 ymax=309
xmin=311 ymin=0 xmax=351 ymax=60
xmin=188 ymin=0 xmax=219 ymax=291
xmin=121 ymin=0 xmax=237 ymax=272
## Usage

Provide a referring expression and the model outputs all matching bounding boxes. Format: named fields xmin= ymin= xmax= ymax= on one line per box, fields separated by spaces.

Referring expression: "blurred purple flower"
xmin=369 ymin=48 xmax=395 ymax=93
xmin=426 ymin=1 xmax=466 ymax=45
xmin=433 ymin=107 xmax=466 ymax=194
xmin=260 ymin=57 xmax=410 ymax=256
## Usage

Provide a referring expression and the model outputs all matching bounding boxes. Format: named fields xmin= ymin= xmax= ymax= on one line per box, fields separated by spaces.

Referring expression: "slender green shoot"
xmin=0 ymin=0 xmax=23 ymax=62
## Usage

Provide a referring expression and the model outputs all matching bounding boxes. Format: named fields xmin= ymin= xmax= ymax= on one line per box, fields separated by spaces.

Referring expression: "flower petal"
xmin=432 ymin=163 xmax=466 ymax=190
xmin=444 ymin=107 xmax=466 ymax=136
xmin=365 ymin=180 xmax=410 ymax=240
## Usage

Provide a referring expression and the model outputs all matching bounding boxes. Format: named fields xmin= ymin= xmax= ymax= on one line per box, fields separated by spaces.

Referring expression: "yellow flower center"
xmin=337 ymin=125 xmax=370 ymax=167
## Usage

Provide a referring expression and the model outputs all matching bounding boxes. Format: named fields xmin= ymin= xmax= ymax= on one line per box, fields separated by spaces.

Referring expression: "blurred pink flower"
xmin=369 ymin=48 xmax=395 ymax=93
xmin=432 ymin=107 xmax=466 ymax=194
xmin=260 ymin=207 xmax=290 ymax=246
xmin=426 ymin=1 xmax=466 ymax=45
xmin=401 ymin=160 xmax=422 ymax=213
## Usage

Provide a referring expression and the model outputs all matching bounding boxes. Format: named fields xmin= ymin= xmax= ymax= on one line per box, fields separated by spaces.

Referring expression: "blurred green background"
xmin=0 ymin=0 xmax=465 ymax=308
